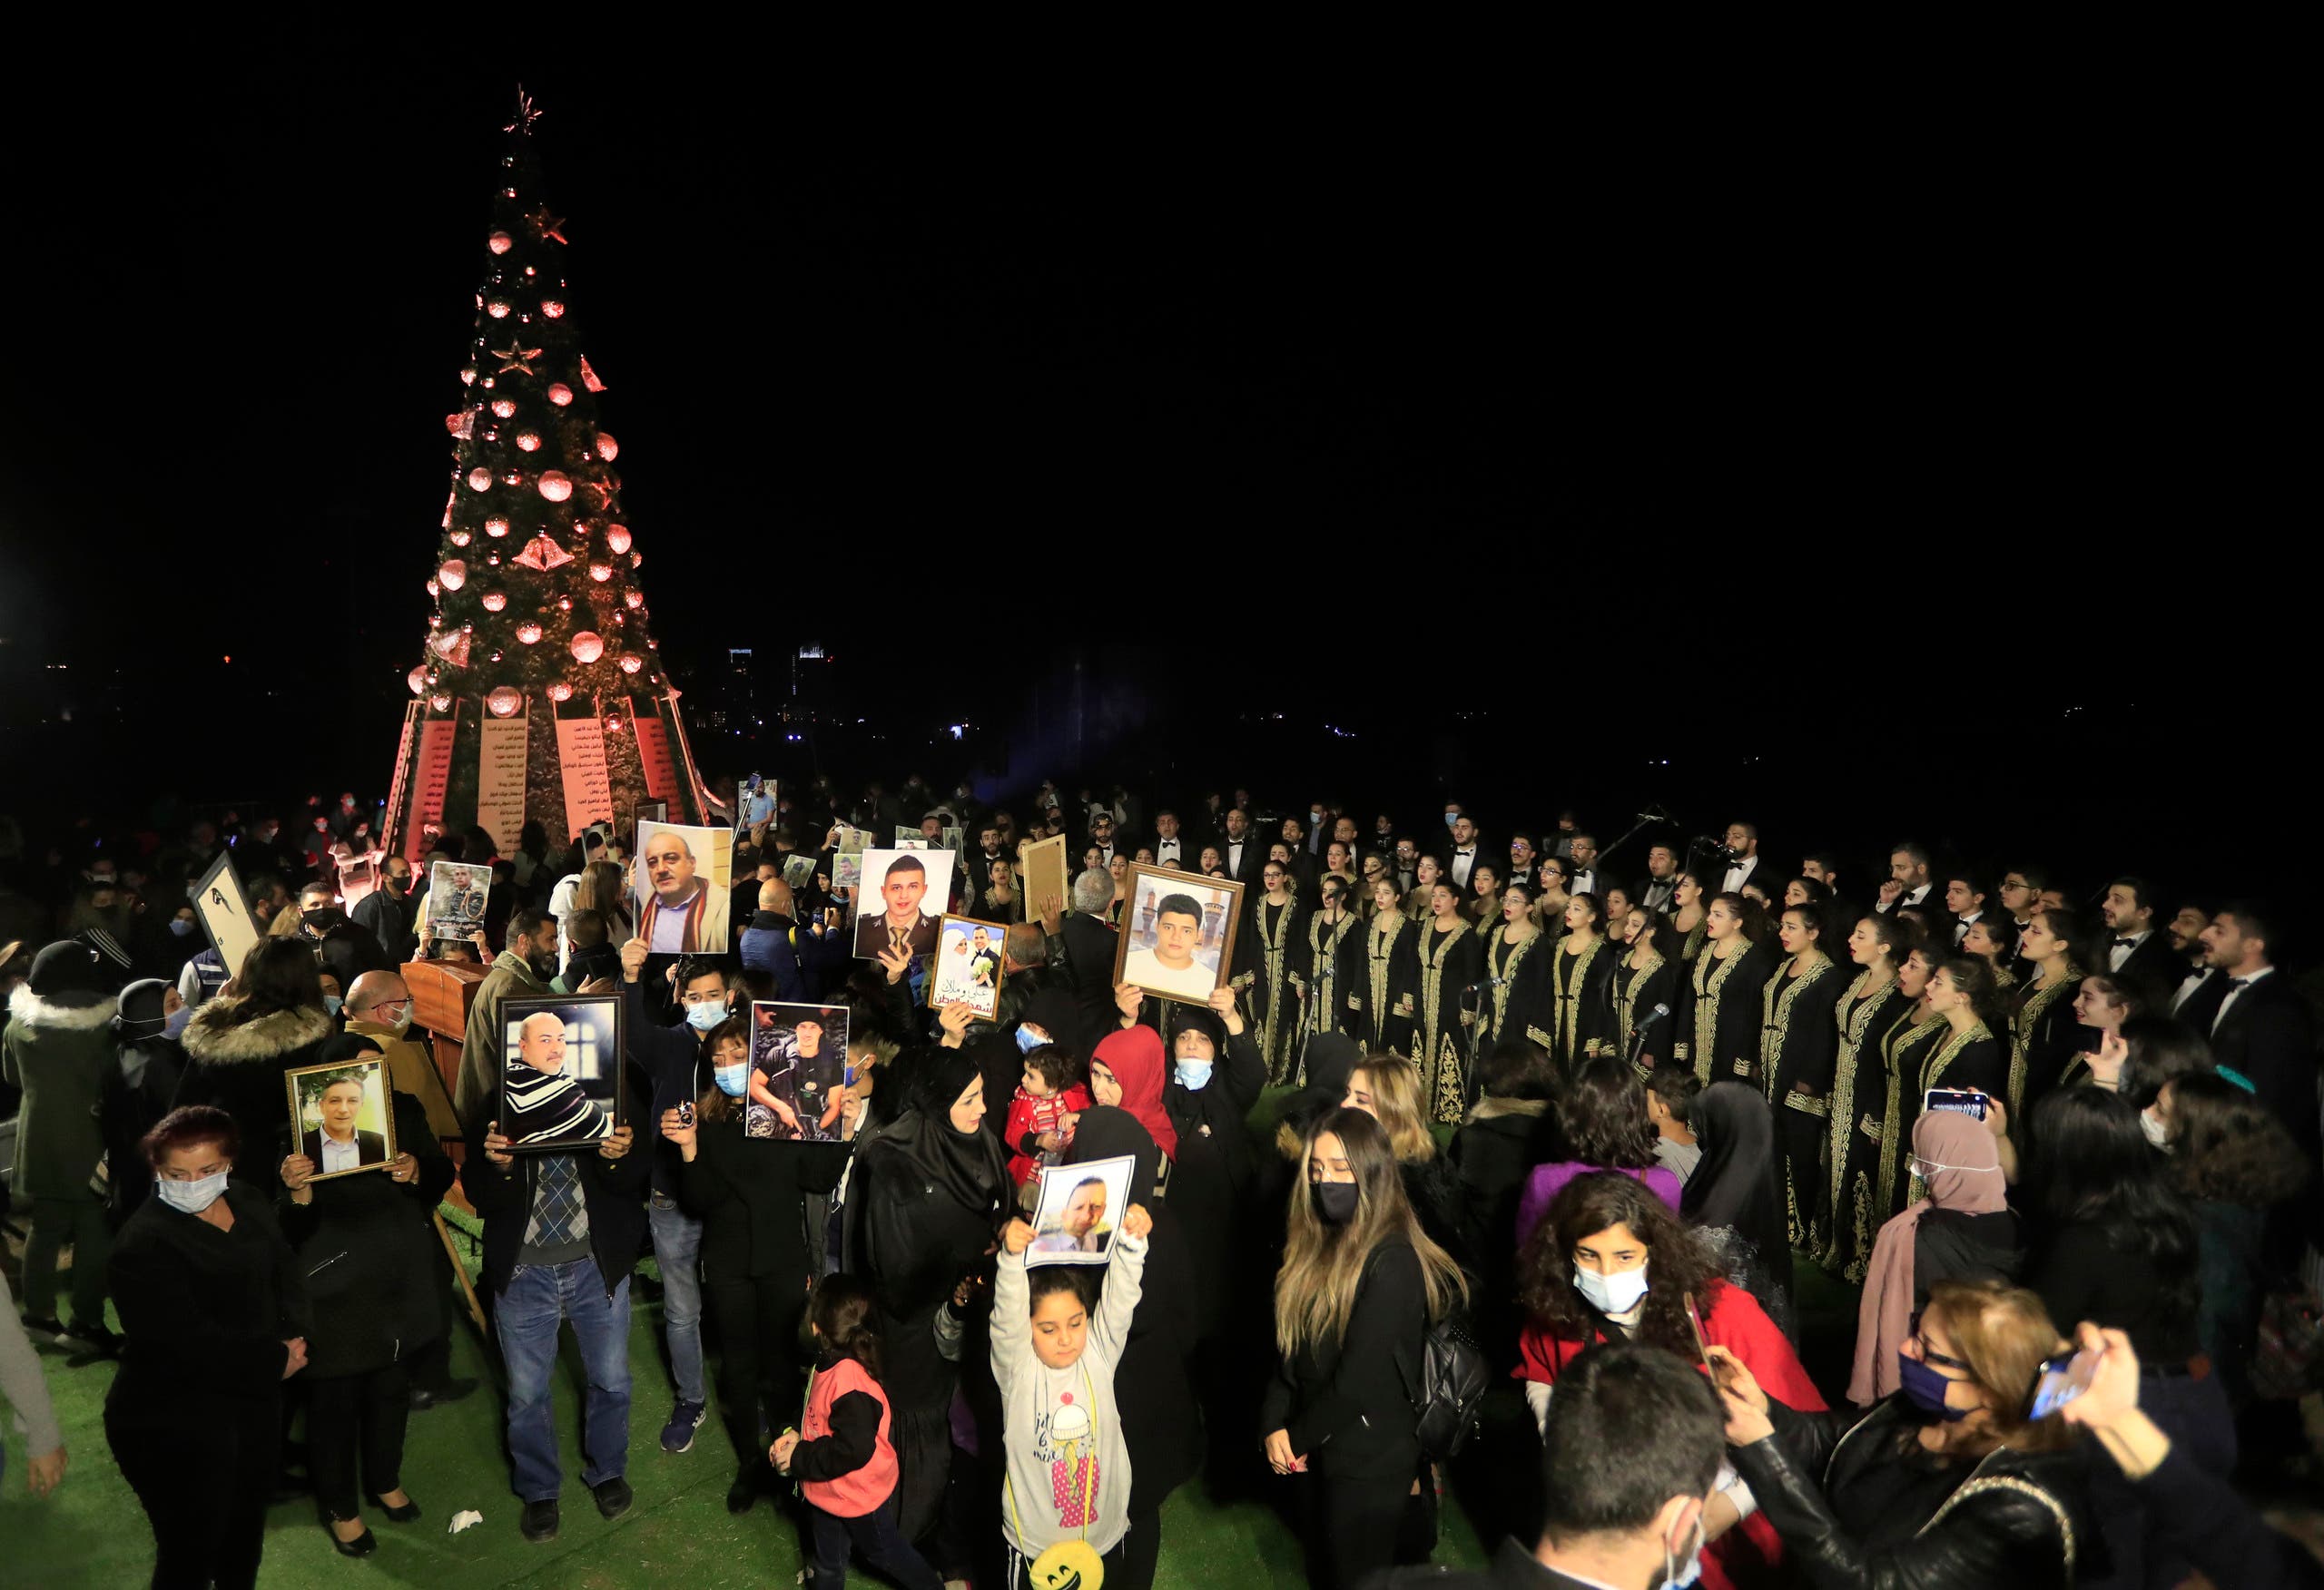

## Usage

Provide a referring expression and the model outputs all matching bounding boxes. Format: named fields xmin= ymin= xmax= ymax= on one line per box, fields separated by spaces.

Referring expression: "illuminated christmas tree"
xmin=384 ymin=89 xmax=718 ymax=859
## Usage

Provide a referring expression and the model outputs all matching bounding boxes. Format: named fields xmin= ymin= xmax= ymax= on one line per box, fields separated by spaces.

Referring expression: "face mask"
xmin=162 ymin=1005 xmax=193 ymax=1040
xmin=684 ymin=1001 xmax=726 ymax=1033
xmin=323 ymin=995 xmax=343 ymax=1016
xmin=379 ymin=1006 xmax=413 ymax=1037
xmin=1659 ymin=1497 xmax=1709 ymax=1590
xmin=1897 ymin=1352 xmax=1971 ymax=1420
xmin=1444 ymin=813 xmax=1458 ymax=829
xmin=2140 ymin=1107 xmax=2171 ymax=1150
xmin=168 ymin=917 xmax=196 ymax=937
xmin=302 ymin=906 xmax=346 ymax=934
xmin=1014 ymin=1025 xmax=1049 ymax=1055
xmin=156 ymin=1170 xmax=230 ymax=1214
xmin=713 ymin=1065 xmax=750 ymax=1098
xmin=1573 ymin=1263 xmax=1650 ymax=1316
xmin=1174 ymin=1057 xmax=1213 ymax=1090
xmin=1314 ymin=1181 xmax=1358 ymax=1223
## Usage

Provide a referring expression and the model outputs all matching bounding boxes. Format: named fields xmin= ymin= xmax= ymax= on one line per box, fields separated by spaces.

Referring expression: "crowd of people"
xmin=3 ymin=780 xmax=2322 ymax=1588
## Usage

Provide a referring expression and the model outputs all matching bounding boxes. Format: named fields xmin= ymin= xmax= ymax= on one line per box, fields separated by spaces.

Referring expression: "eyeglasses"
xmin=1905 ymin=1311 xmax=1973 ymax=1374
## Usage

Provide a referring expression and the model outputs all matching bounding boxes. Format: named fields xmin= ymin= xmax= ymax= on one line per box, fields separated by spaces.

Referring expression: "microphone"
xmin=1630 ymin=1003 xmax=1671 ymax=1067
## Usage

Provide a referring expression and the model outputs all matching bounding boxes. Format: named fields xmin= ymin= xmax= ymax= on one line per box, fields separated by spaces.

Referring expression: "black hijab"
xmin=873 ymin=1047 xmax=1009 ymax=1222
xmin=1679 ymin=1080 xmax=1793 ymax=1296
xmin=1065 ymin=1104 xmax=1160 ymax=1205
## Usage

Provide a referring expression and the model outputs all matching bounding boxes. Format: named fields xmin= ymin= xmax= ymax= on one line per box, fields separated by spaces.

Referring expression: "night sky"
xmin=0 ymin=57 xmax=2301 ymax=898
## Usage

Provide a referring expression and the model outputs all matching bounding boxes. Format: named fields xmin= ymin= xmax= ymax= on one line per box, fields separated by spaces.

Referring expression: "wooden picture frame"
xmin=497 ymin=993 xmax=625 ymax=1152
xmin=1019 ymin=833 xmax=1069 ymax=925
xmin=928 ymin=915 xmax=1009 ymax=1018
xmin=283 ymin=1056 xmax=397 ymax=1181
xmin=1112 ymin=863 xmax=1245 ymax=1006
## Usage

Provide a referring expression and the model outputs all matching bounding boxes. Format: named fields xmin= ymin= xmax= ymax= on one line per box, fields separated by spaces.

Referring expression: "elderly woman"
xmin=107 ymin=1105 xmax=310 ymax=1590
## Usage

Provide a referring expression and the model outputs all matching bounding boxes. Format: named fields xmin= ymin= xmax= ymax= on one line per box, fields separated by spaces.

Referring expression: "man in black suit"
xmin=1441 ymin=813 xmax=1488 ymax=891
xmin=2098 ymin=876 xmax=2183 ymax=1005
xmin=1148 ymin=809 xmax=1192 ymax=872
xmin=1060 ymin=869 xmax=1122 ymax=1042
xmin=300 ymin=1072 xmax=389 ymax=1173
xmin=1383 ymin=1341 xmax=1724 ymax=1590
xmin=1218 ymin=807 xmax=1265 ymax=888
xmin=2197 ymin=903 xmax=2318 ymax=1153
xmin=1636 ymin=843 xmax=1682 ymax=915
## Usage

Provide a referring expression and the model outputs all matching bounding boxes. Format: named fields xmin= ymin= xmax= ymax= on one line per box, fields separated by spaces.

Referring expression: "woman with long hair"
xmin=1517 ymin=1171 xmax=1824 ymax=1588
xmin=174 ymin=937 xmax=336 ymax=1190
xmin=1108 ymin=851 xmax=1132 ymax=928
xmin=2157 ymin=1073 xmax=2308 ymax=1414
xmin=1348 ymin=877 xmax=1421 ymax=1060
xmin=1960 ymin=916 xmax=2020 ymax=994
xmin=1413 ymin=881 xmax=1482 ymax=1124
xmin=1529 ymin=855 xmax=1572 ymax=930
xmin=980 ymin=856 xmax=1020 ymax=924
xmin=1759 ymin=903 xmax=1845 ymax=1251
xmin=2115 ymin=1015 xmax=2214 ymax=1112
xmin=577 ymin=858 xmax=634 ymax=945
xmin=1400 ymin=853 xmax=1444 ymax=920
xmin=1262 ymin=1108 xmax=1466 ymax=1589
xmin=1870 ymin=945 xmax=1949 ymax=1230
xmin=2062 ymin=972 xmax=2143 ymax=1091
xmin=1680 ymin=1082 xmax=1797 ymax=1340
xmin=1612 ymin=909 xmax=1681 ymax=1074
xmin=1292 ymin=876 xmax=1362 ymax=1057
xmin=663 ymin=1016 xmax=854 ymax=1513
xmin=2023 ymin=1085 xmax=2223 ymax=1589
xmin=1599 ymin=883 xmax=1636 ymax=947
xmin=1515 ymin=1055 xmax=1680 ymax=1248
xmin=1548 ymin=892 xmax=1617 ymax=1072
xmin=1251 ymin=859 xmax=1310 ymax=1085
xmin=1669 ymin=871 xmax=1709 ymax=969
xmin=1340 ymin=1057 xmax=1466 ymax=1269
xmin=1466 ymin=859 xmax=1504 ymax=929
xmin=1716 ymin=1281 xmax=2089 ymax=1588
xmin=1822 ymin=914 xmax=1910 ymax=1280
xmin=1678 ymin=894 xmax=1774 ymax=1089
xmin=2010 ymin=906 xmax=2086 ymax=1116
xmin=1473 ymin=880 xmax=1553 ymax=1057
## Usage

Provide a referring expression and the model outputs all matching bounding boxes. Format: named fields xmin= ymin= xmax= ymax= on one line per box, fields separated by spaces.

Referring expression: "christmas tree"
xmin=384 ymin=89 xmax=717 ymax=859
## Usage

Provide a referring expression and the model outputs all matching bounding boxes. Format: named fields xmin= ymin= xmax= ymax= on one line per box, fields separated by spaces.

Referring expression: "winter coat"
xmin=455 ymin=949 xmax=550 ymax=1124
xmin=1 ymin=986 xmax=116 ymax=1199
xmin=173 ymin=1000 xmax=335 ymax=1189
xmin=278 ymin=1088 xmax=452 ymax=1377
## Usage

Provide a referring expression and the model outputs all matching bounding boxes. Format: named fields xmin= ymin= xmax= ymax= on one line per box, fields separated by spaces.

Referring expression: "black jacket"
xmin=174 ymin=1001 xmax=337 ymax=1190
xmin=2207 ymin=970 xmax=2318 ymax=1154
xmin=1731 ymin=1395 xmax=2092 ymax=1589
xmin=106 ymin=1184 xmax=311 ymax=1420
xmin=460 ymin=1076 xmax=652 ymax=1300
xmin=676 ymin=1113 xmax=852 ymax=1284
xmin=281 ymin=1089 xmax=453 ymax=1376
xmin=1061 ymin=911 xmax=1121 ymax=1043
xmin=1258 ymin=1237 xmax=1425 ymax=1481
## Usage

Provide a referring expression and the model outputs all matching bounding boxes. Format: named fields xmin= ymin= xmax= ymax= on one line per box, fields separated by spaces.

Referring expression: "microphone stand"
xmin=1597 ymin=802 xmax=1675 ymax=872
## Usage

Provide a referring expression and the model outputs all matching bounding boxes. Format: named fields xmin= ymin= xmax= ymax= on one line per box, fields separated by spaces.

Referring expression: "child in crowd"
xmin=1646 ymin=1065 xmax=1702 ymax=1183
xmin=1004 ymin=1044 xmax=1089 ymax=1203
xmin=992 ymin=1197 xmax=1152 ymax=1585
xmin=772 ymin=1275 xmax=945 ymax=1590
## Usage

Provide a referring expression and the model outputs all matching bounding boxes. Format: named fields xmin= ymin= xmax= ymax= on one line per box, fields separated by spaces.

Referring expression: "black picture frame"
xmin=497 ymin=992 xmax=625 ymax=1152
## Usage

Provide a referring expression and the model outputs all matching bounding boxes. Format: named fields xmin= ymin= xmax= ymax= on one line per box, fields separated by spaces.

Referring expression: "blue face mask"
xmin=323 ymin=995 xmax=342 ymax=1016
xmin=167 ymin=918 xmax=196 ymax=937
xmin=1174 ymin=1057 xmax=1213 ymax=1091
xmin=713 ymin=1065 xmax=750 ymax=1098
xmin=1014 ymin=1025 xmax=1049 ymax=1055
xmin=162 ymin=1005 xmax=193 ymax=1040
xmin=1897 ymin=1352 xmax=1970 ymax=1421
xmin=1444 ymin=812 xmax=1459 ymax=829
xmin=684 ymin=1001 xmax=726 ymax=1033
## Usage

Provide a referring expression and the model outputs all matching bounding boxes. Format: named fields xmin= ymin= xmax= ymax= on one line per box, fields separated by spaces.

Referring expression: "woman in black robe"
xmin=1547 ymin=893 xmax=1618 ymax=1072
xmin=1677 ymin=894 xmax=1776 ymax=1090
xmin=1821 ymin=913 xmax=1911 ymax=1281
xmin=1474 ymin=882 xmax=1555 ymax=1056
xmin=1758 ymin=904 xmax=1846 ymax=1251
xmin=1347 ymin=876 xmax=1421 ymax=1059
xmin=1413 ymin=880 xmax=1483 ymax=1124
xmin=1611 ymin=910 xmax=1681 ymax=1075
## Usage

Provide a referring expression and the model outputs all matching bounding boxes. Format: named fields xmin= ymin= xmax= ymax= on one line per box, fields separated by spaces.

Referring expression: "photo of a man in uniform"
xmin=852 ymin=851 xmax=943 ymax=959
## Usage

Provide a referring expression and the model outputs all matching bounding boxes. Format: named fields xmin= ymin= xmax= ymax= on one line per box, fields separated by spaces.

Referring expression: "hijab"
xmin=1093 ymin=1026 xmax=1177 ymax=1162
xmin=1019 ymin=986 xmax=1085 ymax=1058
xmin=872 ymin=1047 xmax=1009 ymax=1222
xmin=1849 ymin=1110 xmax=2008 ymax=1405
xmin=113 ymin=977 xmax=173 ymax=1040
xmin=1679 ymin=1081 xmax=1793 ymax=1299
xmin=1065 ymin=1104 xmax=1161 ymax=1206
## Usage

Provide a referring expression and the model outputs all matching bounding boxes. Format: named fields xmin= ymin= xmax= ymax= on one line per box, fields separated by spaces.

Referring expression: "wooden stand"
xmin=403 ymin=958 xmax=492 ymax=1336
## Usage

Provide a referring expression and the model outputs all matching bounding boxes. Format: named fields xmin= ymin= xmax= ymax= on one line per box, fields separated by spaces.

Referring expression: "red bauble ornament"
xmin=438 ymin=559 xmax=468 ymax=590
xmin=605 ymin=714 xmax=623 ymax=733
xmin=516 ymin=622 xmax=543 ymax=644
xmin=595 ymin=432 xmax=618 ymax=461
xmin=547 ymin=681 xmax=574 ymax=702
xmin=624 ymin=591 xmax=644 ymax=610
xmin=449 ymin=530 xmax=472 ymax=547
xmin=430 ymin=692 xmax=453 ymax=712
xmin=460 ymin=366 xmax=477 ymax=386
xmin=537 ymin=471 xmax=573 ymax=502
xmin=480 ymin=591 xmax=507 ymax=612
xmin=547 ymin=383 xmax=574 ymax=407
xmin=606 ymin=525 xmax=631 ymax=554
xmin=425 ymin=578 xmax=439 ymax=597
xmin=516 ymin=431 xmax=541 ymax=452
xmin=570 ymin=631 xmax=605 ymax=663
xmin=588 ymin=562 xmax=613 ymax=583
xmin=487 ymin=299 xmax=511 ymax=319
xmin=467 ymin=466 xmax=494 ymax=491
xmin=618 ymin=654 xmax=643 ymax=674
xmin=488 ymin=231 xmax=514 ymax=255
xmin=540 ymin=299 xmax=565 ymax=319
xmin=485 ymin=517 xmax=509 ymax=537
xmin=491 ymin=398 xmax=517 ymax=418
xmin=487 ymin=685 xmax=524 ymax=718
xmin=407 ymin=665 xmax=428 ymax=695
xmin=557 ymin=595 xmax=573 ymax=611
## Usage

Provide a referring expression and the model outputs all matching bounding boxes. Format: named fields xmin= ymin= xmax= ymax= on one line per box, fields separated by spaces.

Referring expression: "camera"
xmin=675 ymin=1101 xmax=695 ymax=1129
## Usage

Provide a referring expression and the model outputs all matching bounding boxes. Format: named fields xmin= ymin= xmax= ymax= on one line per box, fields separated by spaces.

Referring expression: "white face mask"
xmin=1659 ymin=1495 xmax=1709 ymax=1588
xmin=2141 ymin=1107 xmax=2171 ymax=1150
xmin=157 ymin=1170 xmax=230 ymax=1214
xmin=1572 ymin=1262 xmax=1649 ymax=1316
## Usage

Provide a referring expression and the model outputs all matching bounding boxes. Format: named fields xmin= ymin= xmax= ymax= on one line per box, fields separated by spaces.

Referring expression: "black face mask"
xmin=1314 ymin=1181 xmax=1359 ymax=1224
xmin=302 ymin=907 xmax=347 ymax=934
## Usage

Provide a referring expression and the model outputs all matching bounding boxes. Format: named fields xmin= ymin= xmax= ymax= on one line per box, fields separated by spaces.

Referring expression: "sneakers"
xmin=590 ymin=1477 xmax=633 ymax=1520
xmin=659 ymin=1399 xmax=707 ymax=1454
xmin=521 ymin=1499 xmax=560 ymax=1542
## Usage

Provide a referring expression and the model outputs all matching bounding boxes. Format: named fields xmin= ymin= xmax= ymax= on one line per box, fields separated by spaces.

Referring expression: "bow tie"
xmin=1456 ymin=847 xmax=1474 ymax=855
xmin=2112 ymin=937 xmax=2138 ymax=948
xmin=2228 ymin=977 xmax=2251 ymax=992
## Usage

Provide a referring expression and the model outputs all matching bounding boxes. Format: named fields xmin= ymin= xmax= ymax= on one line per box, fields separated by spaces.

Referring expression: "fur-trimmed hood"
xmin=182 ymin=999 xmax=335 ymax=1066
xmin=6 ymin=983 xmax=117 ymax=1031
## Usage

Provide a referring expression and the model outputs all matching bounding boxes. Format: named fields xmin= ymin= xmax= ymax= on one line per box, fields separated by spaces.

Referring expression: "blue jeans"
xmin=497 ymin=1258 xmax=632 ymax=1502
xmin=811 ymin=1495 xmax=944 ymax=1590
xmin=648 ymin=1194 xmax=706 ymax=1405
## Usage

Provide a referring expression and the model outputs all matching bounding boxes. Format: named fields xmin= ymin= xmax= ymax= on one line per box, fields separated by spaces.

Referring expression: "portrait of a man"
xmin=749 ymin=1001 xmax=850 ymax=1142
xmin=852 ymin=849 xmax=951 ymax=960
xmin=500 ymin=998 xmax=621 ymax=1149
xmin=283 ymin=1058 xmax=394 ymax=1181
xmin=1025 ymin=1153 xmax=1132 ymax=1265
xmin=1115 ymin=864 xmax=1243 ymax=1006
xmin=633 ymin=824 xmax=734 ymax=955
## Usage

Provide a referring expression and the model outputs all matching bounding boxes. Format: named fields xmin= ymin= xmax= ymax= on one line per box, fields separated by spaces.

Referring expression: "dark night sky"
xmin=0 ymin=56 xmax=2306 ymax=895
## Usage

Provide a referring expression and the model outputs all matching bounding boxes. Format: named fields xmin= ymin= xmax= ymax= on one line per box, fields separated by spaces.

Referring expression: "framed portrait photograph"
xmin=498 ymin=994 xmax=624 ymax=1152
xmin=853 ymin=849 xmax=956 ymax=960
xmin=192 ymin=849 xmax=261 ymax=974
xmin=929 ymin=915 xmax=1008 ymax=1017
xmin=1019 ymin=833 xmax=1068 ymax=923
xmin=1113 ymin=864 xmax=1244 ymax=1006
xmin=631 ymin=822 xmax=735 ymax=956
xmin=747 ymin=1001 xmax=850 ymax=1142
xmin=429 ymin=859 xmax=493 ymax=945
xmin=1025 ymin=1154 xmax=1134 ymax=1267
xmin=283 ymin=1056 xmax=396 ymax=1181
